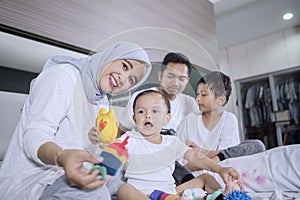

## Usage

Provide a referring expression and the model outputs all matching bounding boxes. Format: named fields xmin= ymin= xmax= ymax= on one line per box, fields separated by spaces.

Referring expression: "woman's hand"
xmin=88 ymin=127 xmax=100 ymax=144
xmin=57 ymin=149 xmax=110 ymax=190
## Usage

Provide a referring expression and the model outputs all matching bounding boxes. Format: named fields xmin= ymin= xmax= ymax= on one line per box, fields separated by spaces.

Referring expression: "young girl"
xmin=90 ymin=90 xmax=241 ymax=199
xmin=0 ymin=42 xmax=152 ymax=200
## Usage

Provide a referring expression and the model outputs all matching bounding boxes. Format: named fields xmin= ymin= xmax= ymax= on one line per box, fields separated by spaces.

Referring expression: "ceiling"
xmin=211 ymin=0 xmax=300 ymax=49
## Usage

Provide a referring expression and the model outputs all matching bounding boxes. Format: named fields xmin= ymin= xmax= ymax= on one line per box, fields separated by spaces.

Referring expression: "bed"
xmin=214 ymin=144 xmax=300 ymax=200
xmin=1 ymin=91 xmax=299 ymax=199
xmin=0 ymin=91 xmax=28 ymax=166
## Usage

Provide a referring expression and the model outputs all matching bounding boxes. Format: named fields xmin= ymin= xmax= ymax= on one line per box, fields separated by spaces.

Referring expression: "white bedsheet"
xmin=215 ymin=144 xmax=300 ymax=199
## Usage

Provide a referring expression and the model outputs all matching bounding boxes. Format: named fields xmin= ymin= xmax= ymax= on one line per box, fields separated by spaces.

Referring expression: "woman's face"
xmin=99 ymin=59 xmax=146 ymax=94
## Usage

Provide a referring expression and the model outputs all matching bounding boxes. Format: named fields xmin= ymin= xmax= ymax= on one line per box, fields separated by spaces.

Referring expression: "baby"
xmin=89 ymin=90 xmax=244 ymax=200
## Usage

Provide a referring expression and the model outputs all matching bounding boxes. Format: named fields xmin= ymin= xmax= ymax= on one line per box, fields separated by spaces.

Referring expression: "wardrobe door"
xmin=272 ymin=68 xmax=300 ymax=146
xmin=237 ymin=77 xmax=277 ymax=149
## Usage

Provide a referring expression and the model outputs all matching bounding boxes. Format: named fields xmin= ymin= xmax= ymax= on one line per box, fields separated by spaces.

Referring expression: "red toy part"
xmin=109 ymin=136 xmax=129 ymax=158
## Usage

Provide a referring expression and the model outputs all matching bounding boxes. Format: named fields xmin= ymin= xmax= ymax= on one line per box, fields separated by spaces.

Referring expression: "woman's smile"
xmin=109 ymin=74 xmax=118 ymax=89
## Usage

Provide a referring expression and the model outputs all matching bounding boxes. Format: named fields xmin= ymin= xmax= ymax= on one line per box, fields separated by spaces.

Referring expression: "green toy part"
xmin=90 ymin=165 xmax=107 ymax=180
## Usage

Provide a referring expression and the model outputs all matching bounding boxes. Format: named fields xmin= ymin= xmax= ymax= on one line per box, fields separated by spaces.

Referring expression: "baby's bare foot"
xmin=223 ymin=176 xmax=242 ymax=195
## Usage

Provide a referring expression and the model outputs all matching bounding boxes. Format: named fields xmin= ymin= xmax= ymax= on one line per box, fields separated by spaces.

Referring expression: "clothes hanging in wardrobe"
xmin=244 ymin=84 xmax=272 ymax=127
xmin=275 ymin=79 xmax=299 ymax=124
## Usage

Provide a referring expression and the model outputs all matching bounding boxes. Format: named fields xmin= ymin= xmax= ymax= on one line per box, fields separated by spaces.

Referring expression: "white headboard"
xmin=0 ymin=91 xmax=28 ymax=161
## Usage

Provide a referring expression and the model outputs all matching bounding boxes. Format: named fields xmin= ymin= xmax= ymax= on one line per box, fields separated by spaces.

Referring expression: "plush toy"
xmin=95 ymin=108 xmax=118 ymax=144
xmin=91 ymin=136 xmax=129 ymax=177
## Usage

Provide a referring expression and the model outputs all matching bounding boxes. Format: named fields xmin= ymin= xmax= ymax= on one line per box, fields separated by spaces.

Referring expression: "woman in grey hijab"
xmin=0 ymin=42 xmax=152 ymax=200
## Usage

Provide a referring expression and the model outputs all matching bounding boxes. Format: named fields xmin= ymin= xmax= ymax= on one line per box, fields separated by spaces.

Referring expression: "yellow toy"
xmin=95 ymin=108 xmax=118 ymax=144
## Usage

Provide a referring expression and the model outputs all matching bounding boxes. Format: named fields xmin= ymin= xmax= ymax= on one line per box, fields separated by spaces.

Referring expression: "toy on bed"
xmin=224 ymin=190 xmax=251 ymax=200
xmin=91 ymin=136 xmax=129 ymax=179
xmin=182 ymin=189 xmax=252 ymax=200
xmin=95 ymin=108 xmax=118 ymax=144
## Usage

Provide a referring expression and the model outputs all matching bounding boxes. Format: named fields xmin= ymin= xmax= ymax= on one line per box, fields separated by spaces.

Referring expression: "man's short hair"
xmin=161 ymin=52 xmax=192 ymax=76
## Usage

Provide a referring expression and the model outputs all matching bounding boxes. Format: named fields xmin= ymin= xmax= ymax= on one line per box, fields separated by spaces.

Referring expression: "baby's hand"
xmin=88 ymin=127 xmax=100 ymax=144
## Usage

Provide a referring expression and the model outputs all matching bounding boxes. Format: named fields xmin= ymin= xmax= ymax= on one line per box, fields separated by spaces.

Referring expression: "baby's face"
xmin=99 ymin=59 xmax=146 ymax=94
xmin=133 ymin=93 xmax=170 ymax=137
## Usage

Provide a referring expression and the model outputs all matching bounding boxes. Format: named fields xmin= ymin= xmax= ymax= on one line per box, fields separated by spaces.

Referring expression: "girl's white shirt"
xmin=0 ymin=64 xmax=109 ymax=200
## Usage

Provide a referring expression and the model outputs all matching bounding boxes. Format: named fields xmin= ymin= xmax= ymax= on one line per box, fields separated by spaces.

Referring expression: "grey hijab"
xmin=42 ymin=42 xmax=152 ymax=104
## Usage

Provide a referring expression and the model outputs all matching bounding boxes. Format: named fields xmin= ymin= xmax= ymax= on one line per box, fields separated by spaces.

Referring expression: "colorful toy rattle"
xmin=91 ymin=136 xmax=129 ymax=179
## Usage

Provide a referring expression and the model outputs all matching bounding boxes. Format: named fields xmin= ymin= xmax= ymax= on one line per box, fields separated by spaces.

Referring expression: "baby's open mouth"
xmin=144 ymin=122 xmax=153 ymax=127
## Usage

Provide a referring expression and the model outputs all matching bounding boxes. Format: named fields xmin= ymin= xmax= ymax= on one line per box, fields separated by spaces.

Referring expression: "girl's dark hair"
xmin=161 ymin=52 xmax=192 ymax=76
xmin=133 ymin=90 xmax=171 ymax=114
xmin=197 ymin=71 xmax=232 ymax=105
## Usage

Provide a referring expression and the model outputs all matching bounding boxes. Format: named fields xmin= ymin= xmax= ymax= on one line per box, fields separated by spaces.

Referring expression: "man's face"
xmin=158 ymin=62 xmax=190 ymax=96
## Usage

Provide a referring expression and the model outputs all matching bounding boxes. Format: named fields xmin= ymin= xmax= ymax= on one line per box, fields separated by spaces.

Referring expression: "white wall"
xmin=219 ymin=25 xmax=300 ymax=119
xmin=0 ymin=32 xmax=87 ymax=73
